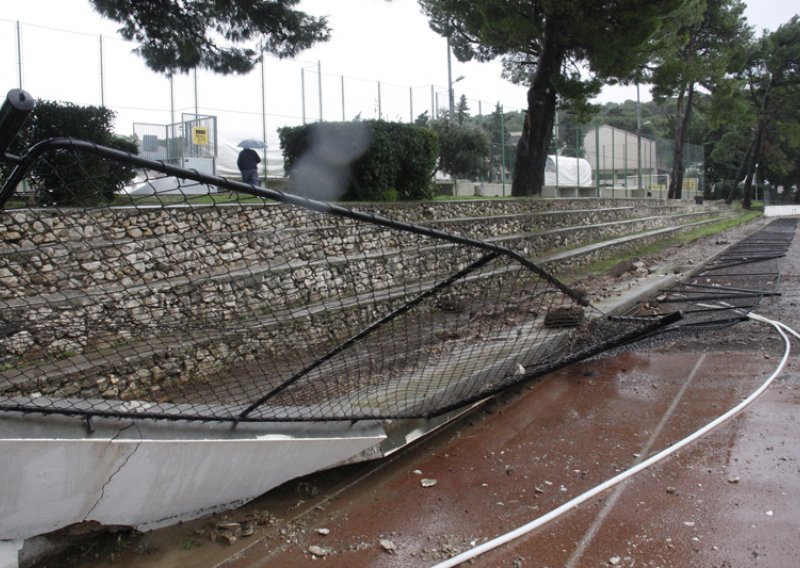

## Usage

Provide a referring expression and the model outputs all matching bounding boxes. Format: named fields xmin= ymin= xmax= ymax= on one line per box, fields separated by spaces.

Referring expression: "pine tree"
xmin=90 ymin=0 xmax=329 ymax=74
xmin=418 ymin=0 xmax=689 ymax=196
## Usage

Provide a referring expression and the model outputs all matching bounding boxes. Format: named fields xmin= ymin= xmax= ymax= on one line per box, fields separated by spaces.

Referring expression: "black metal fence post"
xmin=0 ymin=89 xmax=35 ymax=159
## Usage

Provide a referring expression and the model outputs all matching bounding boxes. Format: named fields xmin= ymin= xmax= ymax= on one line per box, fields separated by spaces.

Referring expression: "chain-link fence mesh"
xmin=626 ymin=218 xmax=797 ymax=331
xmin=448 ymin=110 xmax=706 ymax=201
xmin=0 ymin=138 xmax=677 ymax=423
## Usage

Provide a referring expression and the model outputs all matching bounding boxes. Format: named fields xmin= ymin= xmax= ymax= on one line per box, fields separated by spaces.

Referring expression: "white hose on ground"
xmin=431 ymin=313 xmax=796 ymax=568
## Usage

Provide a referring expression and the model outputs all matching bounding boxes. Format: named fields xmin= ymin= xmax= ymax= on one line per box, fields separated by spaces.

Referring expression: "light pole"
xmin=449 ymin=75 xmax=464 ymax=120
xmin=447 ymin=37 xmax=464 ymax=120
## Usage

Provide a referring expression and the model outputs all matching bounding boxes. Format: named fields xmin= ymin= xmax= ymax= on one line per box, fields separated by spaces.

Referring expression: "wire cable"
xmin=432 ymin=313 xmax=796 ymax=568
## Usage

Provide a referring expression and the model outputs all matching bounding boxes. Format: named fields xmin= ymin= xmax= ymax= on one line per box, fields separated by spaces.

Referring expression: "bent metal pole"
xmin=0 ymin=88 xmax=35 ymax=159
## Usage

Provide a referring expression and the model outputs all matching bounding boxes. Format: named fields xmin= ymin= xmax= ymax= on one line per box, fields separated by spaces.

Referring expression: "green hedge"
xmin=278 ymin=120 xmax=438 ymax=201
xmin=1 ymin=100 xmax=137 ymax=206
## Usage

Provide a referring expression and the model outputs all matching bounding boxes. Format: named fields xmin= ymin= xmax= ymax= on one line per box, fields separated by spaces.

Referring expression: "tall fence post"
xmin=261 ymin=51 xmax=268 ymax=187
xmin=99 ymin=35 xmax=105 ymax=107
xmin=341 ymin=75 xmax=346 ymax=121
xmin=554 ymin=111 xmax=559 ymax=190
xmin=16 ymin=21 xmax=23 ymax=89
xmin=377 ymin=81 xmax=382 ymax=120
xmin=0 ymin=89 xmax=35 ymax=158
xmin=636 ymin=82 xmax=642 ymax=191
xmin=301 ymin=68 xmax=306 ymax=124
xmin=576 ymin=122 xmax=581 ymax=192
xmin=168 ymin=73 xmax=175 ymax=125
xmin=595 ymin=126 xmax=600 ymax=197
xmin=193 ymin=68 xmax=199 ymax=116
xmin=611 ymin=126 xmax=616 ymax=198
xmin=0 ymin=89 xmax=36 ymax=206
xmin=317 ymin=61 xmax=323 ymax=122
xmin=499 ymin=103 xmax=506 ymax=197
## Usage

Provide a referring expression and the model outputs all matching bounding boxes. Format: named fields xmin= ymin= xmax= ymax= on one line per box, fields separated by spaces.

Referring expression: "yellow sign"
xmin=192 ymin=126 xmax=209 ymax=146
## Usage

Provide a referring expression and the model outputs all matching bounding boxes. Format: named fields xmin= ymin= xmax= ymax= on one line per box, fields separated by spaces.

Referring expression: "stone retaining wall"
xmin=0 ymin=198 xmax=719 ymax=399
xmin=0 ymin=199 xmax=698 ymax=299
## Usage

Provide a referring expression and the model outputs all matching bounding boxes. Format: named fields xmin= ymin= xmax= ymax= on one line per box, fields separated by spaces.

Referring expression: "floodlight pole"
xmin=447 ymin=38 xmax=454 ymax=119
xmin=611 ymin=126 xmax=616 ymax=196
xmin=446 ymin=39 xmax=464 ymax=121
xmin=447 ymin=37 xmax=455 ymax=119
xmin=595 ymin=125 xmax=600 ymax=197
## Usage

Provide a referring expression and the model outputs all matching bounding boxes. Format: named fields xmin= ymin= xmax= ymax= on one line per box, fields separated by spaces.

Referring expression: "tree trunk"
xmin=668 ymin=82 xmax=695 ymax=200
xmin=725 ymin=135 xmax=755 ymax=205
xmin=742 ymin=85 xmax=771 ymax=210
xmin=511 ymin=113 xmax=532 ymax=195
xmin=512 ymin=31 xmax=563 ymax=197
xmin=742 ymin=118 xmax=765 ymax=210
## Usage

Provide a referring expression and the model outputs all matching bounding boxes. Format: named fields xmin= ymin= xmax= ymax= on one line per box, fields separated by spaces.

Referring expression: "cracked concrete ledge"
xmin=81 ymin=423 xmax=142 ymax=522
xmin=0 ymin=412 xmax=386 ymax=555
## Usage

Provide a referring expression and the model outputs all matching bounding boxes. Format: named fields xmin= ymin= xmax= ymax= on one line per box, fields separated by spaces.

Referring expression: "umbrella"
xmin=237 ymin=138 xmax=267 ymax=149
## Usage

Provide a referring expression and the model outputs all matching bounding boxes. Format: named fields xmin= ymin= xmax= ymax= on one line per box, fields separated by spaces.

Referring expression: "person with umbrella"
xmin=237 ymin=139 xmax=264 ymax=186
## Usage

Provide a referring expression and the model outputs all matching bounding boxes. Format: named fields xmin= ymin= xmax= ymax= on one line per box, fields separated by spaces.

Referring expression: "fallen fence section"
xmin=0 ymin=134 xmax=673 ymax=424
xmin=623 ymin=217 xmax=797 ymax=332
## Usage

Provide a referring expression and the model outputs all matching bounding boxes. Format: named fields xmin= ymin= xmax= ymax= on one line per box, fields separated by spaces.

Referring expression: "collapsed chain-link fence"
xmin=1 ymin=120 xmax=682 ymax=424
xmin=626 ymin=217 xmax=797 ymax=332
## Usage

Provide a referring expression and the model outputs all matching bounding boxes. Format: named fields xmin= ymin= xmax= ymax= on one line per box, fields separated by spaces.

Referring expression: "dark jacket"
xmin=237 ymin=148 xmax=261 ymax=170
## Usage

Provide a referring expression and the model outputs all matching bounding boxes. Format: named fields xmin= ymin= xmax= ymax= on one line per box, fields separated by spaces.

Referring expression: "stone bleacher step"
xmin=1 ymin=210 xmax=733 ymax=399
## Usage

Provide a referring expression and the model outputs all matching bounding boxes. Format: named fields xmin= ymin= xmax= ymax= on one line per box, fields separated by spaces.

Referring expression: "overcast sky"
xmin=2 ymin=0 xmax=797 ymax=113
xmin=298 ymin=0 xmax=799 ymax=108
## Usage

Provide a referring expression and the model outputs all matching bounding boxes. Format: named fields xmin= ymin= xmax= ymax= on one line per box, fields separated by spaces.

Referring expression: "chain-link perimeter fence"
xmin=449 ymin=110 xmax=705 ymax=202
xmin=0 ymin=16 xmax=529 ymax=183
xmin=1 ymin=114 xmax=681 ymax=424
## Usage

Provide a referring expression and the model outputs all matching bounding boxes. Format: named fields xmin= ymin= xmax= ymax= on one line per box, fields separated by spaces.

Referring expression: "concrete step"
xmin=0 ymin=202 xmax=711 ymax=302
xmin=0 ymin=201 xmax=724 ymax=304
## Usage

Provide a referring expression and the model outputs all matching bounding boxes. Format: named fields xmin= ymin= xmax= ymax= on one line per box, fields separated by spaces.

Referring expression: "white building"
xmin=583 ymin=125 xmax=658 ymax=190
